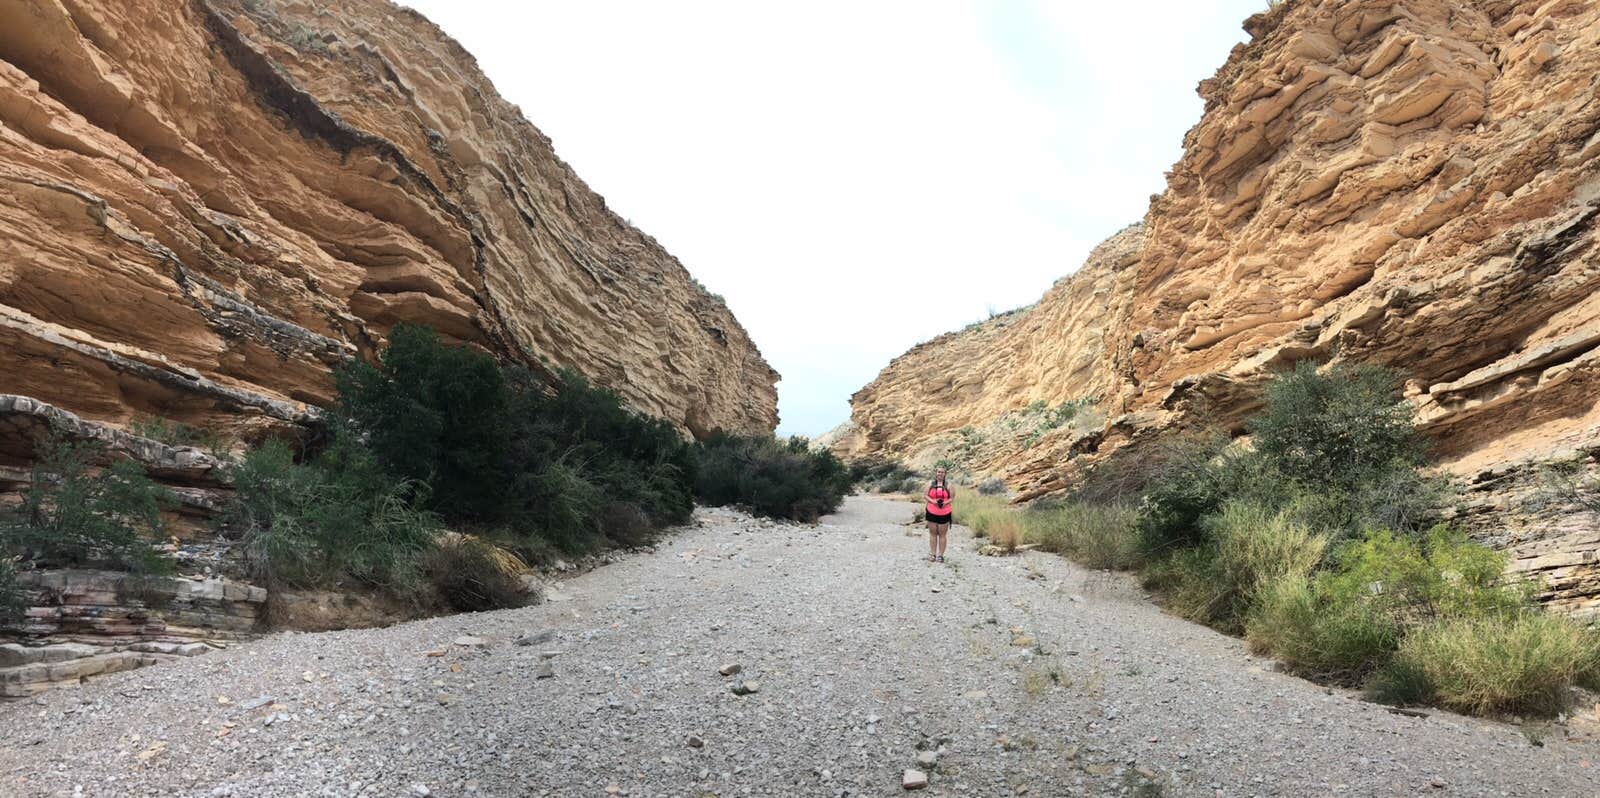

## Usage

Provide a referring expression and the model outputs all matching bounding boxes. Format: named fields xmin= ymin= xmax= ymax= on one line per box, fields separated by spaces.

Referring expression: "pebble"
xmin=902 ymin=769 xmax=929 ymax=790
xmin=0 ymin=497 xmax=1590 ymax=797
xmin=718 ymin=663 xmax=743 ymax=676
xmin=730 ymin=681 xmax=760 ymax=696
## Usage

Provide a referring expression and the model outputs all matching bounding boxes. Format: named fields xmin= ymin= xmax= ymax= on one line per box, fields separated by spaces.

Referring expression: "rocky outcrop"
xmin=841 ymin=0 xmax=1600 ymax=615
xmin=2 ymin=570 xmax=264 ymax=696
xmin=0 ymin=0 xmax=777 ymax=444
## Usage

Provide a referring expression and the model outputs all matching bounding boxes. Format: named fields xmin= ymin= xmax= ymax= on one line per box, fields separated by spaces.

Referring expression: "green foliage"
xmin=335 ymin=325 xmax=696 ymax=555
xmin=976 ymin=478 xmax=1007 ymax=496
xmin=1133 ymin=435 xmax=1244 ymax=554
xmin=336 ymin=324 xmax=513 ymax=524
xmin=1136 ymin=364 xmax=1448 ymax=554
xmin=0 ymin=432 xmax=172 ymax=575
xmin=1250 ymin=362 xmax=1423 ymax=490
xmin=1185 ymin=502 xmax=1328 ymax=633
xmin=0 ymin=557 xmax=24 ymax=626
xmin=1375 ymin=614 xmax=1600 ymax=716
xmin=226 ymin=436 xmax=438 ymax=593
xmin=694 ymin=434 xmax=851 ymax=522
xmin=848 ymin=458 xmax=920 ymax=493
xmin=1247 ymin=573 xmax=1399 ymax=680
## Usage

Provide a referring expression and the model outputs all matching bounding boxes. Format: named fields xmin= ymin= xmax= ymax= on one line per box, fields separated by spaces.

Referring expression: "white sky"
xmin=398 ymin=0 xmax=1262 ymax=436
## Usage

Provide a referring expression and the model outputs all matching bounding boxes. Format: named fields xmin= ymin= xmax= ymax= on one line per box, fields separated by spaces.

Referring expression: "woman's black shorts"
xmin=927 ymin=511 xmax=952 ymax=525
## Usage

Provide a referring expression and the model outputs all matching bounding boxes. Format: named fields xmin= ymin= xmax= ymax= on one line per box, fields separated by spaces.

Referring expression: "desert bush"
xmin=0 ymin=558 xmax=24 ymax=626
xmin=977 ymin=478 xmax=1008 ymax=496
xmin=694 ymin=434 xmax=851 ymax=521
xmin=1247 ymin=525 xmax=1556 ymax=693
xmin=1149 ymin=502 xmax=1326 ymax=633
xmin=334 ymin=325 xmax=696 ymax=554
xmin=1250 ymin=362 xmax=1423 ymax=488
xmin=226 ymin=436 xmax=438 ymax=594
xmin=421 ymin=535 xmax=528 ymax=612
xmin=1374 ymin=614 xmax=1600 ymax=716
xmin=1132 ymin=435 xmax=1244 ymax=555
xmin=957 ymin=493 xmax=1012 ymax=538
xmin=1248 ymin=572 xmax=1399 ymax=679
xmin=336 ymin=324 xmax=514 ymax=524
xmin=0 ymin=431 xmax=172 ymax=575
xmin=1136 ymin=364 xmax=1447 ymax=552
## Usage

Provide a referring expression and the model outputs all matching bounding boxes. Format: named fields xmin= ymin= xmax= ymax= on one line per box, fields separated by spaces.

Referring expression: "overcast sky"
xmin=398 ymin=0 xmax=1262 ymax=437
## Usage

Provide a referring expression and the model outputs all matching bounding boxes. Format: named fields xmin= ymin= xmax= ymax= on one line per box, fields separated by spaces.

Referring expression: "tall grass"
xmin=1373 ymin=614 xmax=1600 ymax=716
xmin=960 ymin=493 xmax=1141 ymax=570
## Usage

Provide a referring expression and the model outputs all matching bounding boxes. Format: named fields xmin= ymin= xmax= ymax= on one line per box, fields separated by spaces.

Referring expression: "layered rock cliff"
xmin=839 ymin=0 xmax=1600 ymax=615
xmin=0 ymin=0 xmax=778 ymax=444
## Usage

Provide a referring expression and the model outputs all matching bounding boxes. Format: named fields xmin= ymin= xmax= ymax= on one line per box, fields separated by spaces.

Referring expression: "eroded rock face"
xmin=842 ymin=0 xmax=1600 ymax=614
xmin=0 ymin=0 xmax=777 ymax=442
xmin=2 ymin=570 xmax=263 ymax=696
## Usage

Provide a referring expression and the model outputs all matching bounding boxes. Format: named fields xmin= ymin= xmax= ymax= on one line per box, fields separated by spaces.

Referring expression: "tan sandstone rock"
xmin=0 ymin=0 xmax=777 ymax=445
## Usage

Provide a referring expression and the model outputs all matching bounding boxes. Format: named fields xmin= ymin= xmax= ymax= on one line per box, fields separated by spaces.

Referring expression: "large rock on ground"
xmin=0 ymin=0 xmax=777 ymax=442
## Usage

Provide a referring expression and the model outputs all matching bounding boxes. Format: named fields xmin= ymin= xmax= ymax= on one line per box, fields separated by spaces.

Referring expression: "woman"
xmin=925 ymin=468 xmax=953 ymax=563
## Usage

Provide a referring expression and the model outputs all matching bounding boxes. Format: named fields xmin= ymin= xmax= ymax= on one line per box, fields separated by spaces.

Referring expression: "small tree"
xmin=0 ymin=431 xmax=172 ymax=574
xmin=1249 ymin=362 xmax=1423 ymax=490
xmin=336 ymin=323 xmax=513 ymax=523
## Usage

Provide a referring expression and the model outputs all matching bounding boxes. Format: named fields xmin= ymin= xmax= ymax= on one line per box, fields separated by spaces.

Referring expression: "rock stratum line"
xmin=0 ymin=0 xmax=778 ymax=442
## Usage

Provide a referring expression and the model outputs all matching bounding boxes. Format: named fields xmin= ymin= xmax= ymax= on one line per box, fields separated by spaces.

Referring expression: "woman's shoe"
xmin=936 ymin=555 xmax=946 ymax=563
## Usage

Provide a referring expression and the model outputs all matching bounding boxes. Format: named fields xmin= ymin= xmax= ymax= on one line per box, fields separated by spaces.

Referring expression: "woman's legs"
xmin=926 ymin=520 xmax=938 ymax=560
xmin=935 ymin=523 xmax=950 ymax=558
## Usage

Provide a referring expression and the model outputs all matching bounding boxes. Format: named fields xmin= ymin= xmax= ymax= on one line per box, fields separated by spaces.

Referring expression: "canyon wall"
xmin=0 ymin=0 xmax=778 ymax=445
xmin=839 ymin=0 xmax=1600 ymax=615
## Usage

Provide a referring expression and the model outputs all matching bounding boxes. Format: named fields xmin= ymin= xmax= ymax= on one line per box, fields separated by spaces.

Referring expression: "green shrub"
xmin=226 ymin=436 xmax=438 ymax=593
xmin=1249 ymin=362 xmax=1424 ymax=489
xmin=336 ymin=324 xmax=513 ymax=524
xmin=1247 ymin=527 xmax=1544 ymax=684
xmin=421 ymin=535 xmax=528 ymax=612
xmin=517 ymin=370 xmax=696 ymax=529
xmin=1247 ymin=574 xmax=1401 ymax=679
xmin=1149 ymin=502 xmax=1326 ymax=633
xmin=958 ymin=493 xmax=1012 ymax=538
xmin=849 ymin=458 xmax=920 ymax=493
xmin=1133 ymin=435 xmax=1244 ymax=555
xmin=1375 ymin=614 xmax=1600 ymax=716
xmin=0 ymin=558 xmax=25 ymax=626
xmin=508 ymin=459 xmax=604 ymax=555
xmin=1 ymin=432 xmax=172 ymax=575
xmin=335 ymin=325 xmax=697 ymax=554
xmin=694 ymin=434 xmax=851 ymax=521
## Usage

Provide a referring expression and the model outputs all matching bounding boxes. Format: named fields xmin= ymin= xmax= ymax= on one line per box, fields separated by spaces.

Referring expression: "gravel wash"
xmin=2 ymin=496 xmax=1597 ymax=797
